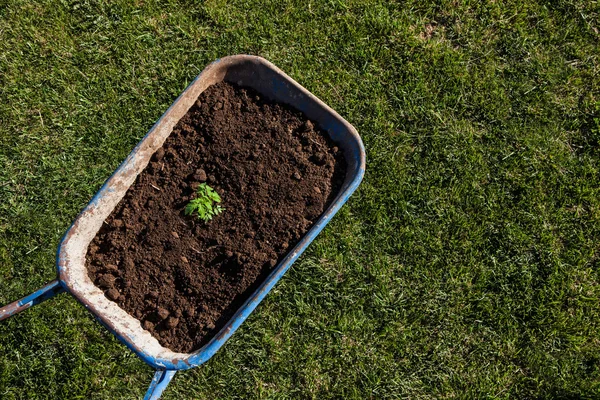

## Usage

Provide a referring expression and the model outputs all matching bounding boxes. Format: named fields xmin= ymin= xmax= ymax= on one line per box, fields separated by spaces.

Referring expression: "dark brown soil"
xmin=85 ymin=82 xmax=346 ymax=353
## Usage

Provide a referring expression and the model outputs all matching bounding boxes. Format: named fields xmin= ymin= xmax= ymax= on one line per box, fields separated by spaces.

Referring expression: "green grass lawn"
xmin=1 ymin=0 xmax=599 ymax=398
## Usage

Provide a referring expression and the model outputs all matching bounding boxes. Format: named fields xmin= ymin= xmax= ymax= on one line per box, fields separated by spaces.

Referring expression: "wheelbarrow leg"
xmin=144 ymin=369 xmax=177 ymax=400
xmin=0 ymin=279 xmax=65 ymax=322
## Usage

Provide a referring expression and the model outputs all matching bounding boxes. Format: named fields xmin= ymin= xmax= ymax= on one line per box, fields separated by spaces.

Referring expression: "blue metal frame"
xmin=144 ymin=370 xmax=177 ymax=400
xmin=0 ymin=280 xmax=64 ymax=322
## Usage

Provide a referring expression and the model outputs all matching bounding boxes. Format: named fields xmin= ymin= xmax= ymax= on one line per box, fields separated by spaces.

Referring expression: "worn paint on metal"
xmin=54 ymin=55 xmax=365 ymax=374
xmin=144 ymin=370 xmax=177 ymax=400
xmin=0 ymin=280 xmax=65 ymax=322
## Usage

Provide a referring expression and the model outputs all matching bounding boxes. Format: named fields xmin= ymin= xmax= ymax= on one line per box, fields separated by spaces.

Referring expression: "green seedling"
xmin=185 ymin=183 xmax=224 ymax=221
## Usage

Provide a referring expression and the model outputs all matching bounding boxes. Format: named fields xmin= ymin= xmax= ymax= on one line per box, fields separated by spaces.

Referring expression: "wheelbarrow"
xmin=0 ymin=55 xmax=365 ymax=399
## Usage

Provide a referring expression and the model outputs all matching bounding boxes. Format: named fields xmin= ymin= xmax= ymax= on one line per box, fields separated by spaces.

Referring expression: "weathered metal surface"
xmin=56 ymin=55 xmax=365 ymax=372
xmin=144 ymin=370 xmax=177 ymax=400
xmin=0 ymin=280 xmax=64 ymax=322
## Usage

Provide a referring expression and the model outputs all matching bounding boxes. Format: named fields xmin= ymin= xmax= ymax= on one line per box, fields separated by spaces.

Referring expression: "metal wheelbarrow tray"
xmin=0 ymin=55 xmax=365 ymax=399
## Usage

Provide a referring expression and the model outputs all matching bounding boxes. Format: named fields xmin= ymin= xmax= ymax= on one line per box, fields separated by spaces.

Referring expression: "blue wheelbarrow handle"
xmin=0 ymin=280 xmax=65 ymax=321
xmin=0 ymin=280 xmax=177 ymax=399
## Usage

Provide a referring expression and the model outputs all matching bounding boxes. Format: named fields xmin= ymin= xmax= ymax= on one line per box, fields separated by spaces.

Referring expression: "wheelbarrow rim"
xmin=56 ymin=55 xmax=366 ymax=370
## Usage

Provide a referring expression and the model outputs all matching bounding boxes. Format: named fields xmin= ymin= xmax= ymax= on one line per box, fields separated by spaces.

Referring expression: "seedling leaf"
xmin=185 ymin=183 xmax=224 ymax=221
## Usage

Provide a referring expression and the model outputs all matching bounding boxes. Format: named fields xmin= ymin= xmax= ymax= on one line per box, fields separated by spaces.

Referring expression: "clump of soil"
xmin=85 ymin=82 xmax=346 ymax=353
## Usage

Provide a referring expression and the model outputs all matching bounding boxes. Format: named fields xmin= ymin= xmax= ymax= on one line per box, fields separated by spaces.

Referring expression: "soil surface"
xmin=85 ymin=82 xmax=346 ymax=353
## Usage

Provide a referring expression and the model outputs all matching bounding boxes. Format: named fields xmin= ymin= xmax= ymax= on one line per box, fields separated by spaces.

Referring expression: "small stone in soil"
xmin=292 ymin=171 xmax=302 ymax=180
xmin=105 ymin=264 xmax=118 ymax=272
xmin=268 ymin=258 xmax=277 ymax=268
xmin=184 ymin=308 xmax=195 ymax=317
xmin=152 ymin=148 xmax=165 ymax=162
xmin=166 ymin=317 xmax=179 ymax=329
xmin=314 ymin=186 xmax=322 ymax=194
xmin=171 ymin=231 xmax=179 ymax=239
xmin=143 ymin=320 xmax=154 ymax=330
xmin=97 ymin=274 xmax=116 ymax=289
xmin=311 ymin=152 xmax=326 ymax=165
xmin=206 ymin=322 xmax=215 ymax=330
xmin=123 ymin=256 xmax=135 ymax=270
xmin=180 ymin=256 xmax=189 ymax=263
xmin=106 ymin=288 xmax=120 ymax=301
xmin=157 ymin=307 xmax=170 ymax=320
xmin=193 ymin=168 xmax=207 ymax=182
